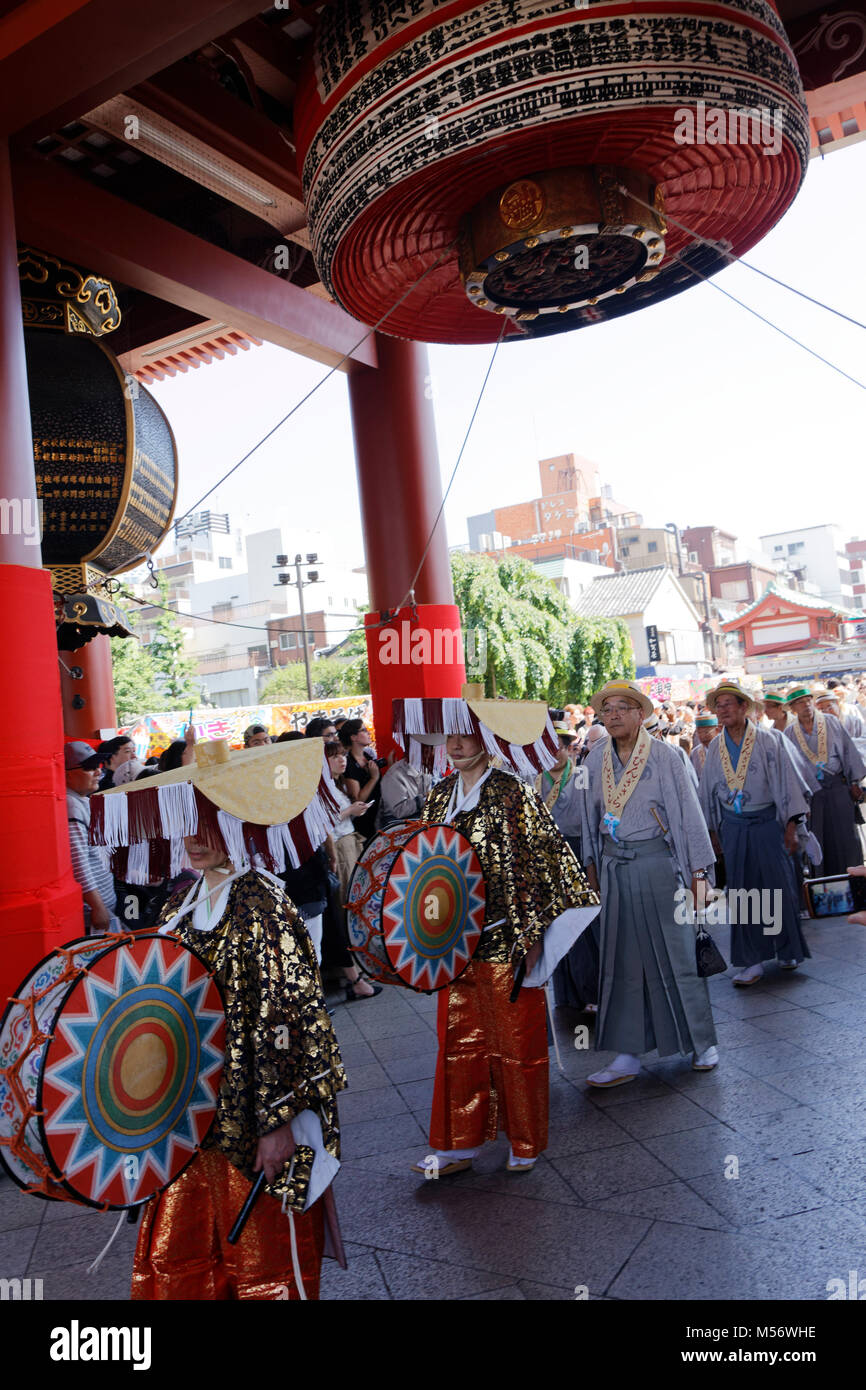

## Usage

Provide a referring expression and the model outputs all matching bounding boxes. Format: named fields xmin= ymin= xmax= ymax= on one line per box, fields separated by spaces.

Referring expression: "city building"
xmin=760 ymin=524 xmax=855 ymax=609
xmin=720 ymin=580 xmax=854 ymax=669
xmin=531 ymin=553 xmax=616 ymax=602
xmin=615 ymin=526 xmax=680 ymax=571
xmin=569 ymin=566 xmax=710 ymax=676
xmin=680 ymin=526 xmax=738 ymax=570
xmin=706 ymin=561 xmax=777 ymax=604
xmin=134 ymin=516 xmax=368 ymax=707
xmin=468 ymin=454 xmax=641 ymax=568
xmin=845 ymin=538 xmax=866 ymax=612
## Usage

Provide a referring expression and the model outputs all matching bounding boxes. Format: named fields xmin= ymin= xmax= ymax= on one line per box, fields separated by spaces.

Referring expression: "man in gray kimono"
xmin=701 ymin=681 xmax=811 ymax=987
xmin=580 ymin=680 xmax=718 ymax=1088
xmin=538 ymin=724 xmax=599 ymax=1013
xmin=764 ymin=691 xmax=790 ymax=733
xmin=785 ymin=686 xmax=865 ymax=876
xmin=824 ymin=680 xmax=866 ymax=740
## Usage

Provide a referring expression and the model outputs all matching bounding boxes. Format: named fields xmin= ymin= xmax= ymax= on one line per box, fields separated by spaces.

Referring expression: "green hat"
xmin=695 ymin=713 xmax=718 ymax=727
xmin=786 ymin=686 xmax=812 ymax=703
xmin=763 ymin=691 xmax=787 ymax=706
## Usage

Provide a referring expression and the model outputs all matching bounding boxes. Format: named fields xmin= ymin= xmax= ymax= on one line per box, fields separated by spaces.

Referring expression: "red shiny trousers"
xmin=131 ymin=1147 xmax=325 ymax=1300
xmin=429 ymin=960 xmax=548 ymax=1159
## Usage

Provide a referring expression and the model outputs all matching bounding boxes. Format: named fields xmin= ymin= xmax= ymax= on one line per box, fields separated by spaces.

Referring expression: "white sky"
xmin=150 ymin=139 xmax=866 ymax=573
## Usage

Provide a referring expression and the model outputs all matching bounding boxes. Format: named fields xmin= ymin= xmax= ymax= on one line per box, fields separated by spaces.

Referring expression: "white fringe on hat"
xmin=392 ymin=697 xmax=559 ymax=777
xmin=90 ymin=757 xmax=341 ymax=886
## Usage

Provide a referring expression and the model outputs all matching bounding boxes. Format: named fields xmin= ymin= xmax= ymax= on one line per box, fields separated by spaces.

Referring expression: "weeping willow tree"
xmin=451 ymin=551 xmax=633 ymax=702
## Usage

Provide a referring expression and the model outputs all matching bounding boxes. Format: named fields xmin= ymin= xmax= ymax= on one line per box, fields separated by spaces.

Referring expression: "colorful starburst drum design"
xmin=0 ymin=933 xmax=225 ymax=1210
xmin=346 ymin=823 xmax=486 ymax=991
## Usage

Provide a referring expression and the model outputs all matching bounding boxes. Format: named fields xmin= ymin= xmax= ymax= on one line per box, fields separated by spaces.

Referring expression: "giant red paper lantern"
xmin=295 ymin=0 xmax=810 ymax=342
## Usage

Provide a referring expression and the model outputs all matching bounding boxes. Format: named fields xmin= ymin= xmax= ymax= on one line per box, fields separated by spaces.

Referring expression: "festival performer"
xmin=700 ymin=681 xmax=811 ymax=986
xmin=392 ymin=689 xmax=600 ymax=1175
xmin=580 ymin=680 xmax=718 ymax=1088
xmin=90 ymin=736 xmax=346 ymax=1299
xmin=690 ymin=712 xmax=719 ymax=778
xmin=785 ymin=686 xmax=866 ymax=875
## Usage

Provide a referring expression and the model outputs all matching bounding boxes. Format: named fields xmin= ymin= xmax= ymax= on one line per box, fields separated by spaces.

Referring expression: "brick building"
xmin=467 ymin=453 xmax=641 ymax=567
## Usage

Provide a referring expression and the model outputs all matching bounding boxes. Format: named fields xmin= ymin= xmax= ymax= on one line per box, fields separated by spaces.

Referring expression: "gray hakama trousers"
xmin=810 ymin=772 xmax=864 ymax=877
xmin=719 ymin=805 xmax=810 ymax=967
xmin=596 ymin=836 xmax=716 ymax=1058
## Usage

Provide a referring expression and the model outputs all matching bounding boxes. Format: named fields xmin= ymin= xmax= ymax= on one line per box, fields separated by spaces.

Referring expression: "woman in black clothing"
xmin=322 ymin=741 xmax=381 ymax=1001
xmin=96 ymin=735 xmax=135 ymax=790
xmin=340 ymin=718 xmax=381 ymax=843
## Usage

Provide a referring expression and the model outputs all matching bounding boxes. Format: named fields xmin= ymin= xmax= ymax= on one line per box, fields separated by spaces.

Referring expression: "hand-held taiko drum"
xmin=0 ymin=933 xmax=225 ymax=1209
xmin=347 ymin=823 xmax=486 ymax=991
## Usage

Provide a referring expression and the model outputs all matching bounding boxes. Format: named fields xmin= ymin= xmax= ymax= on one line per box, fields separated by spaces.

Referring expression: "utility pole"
xmin=274 ymin=552 xmax=321 ymax=701
xmin=295 ymin=554 xmax=312 ymax=700
xmin=665 ymin=521 xmax=684 ymax=576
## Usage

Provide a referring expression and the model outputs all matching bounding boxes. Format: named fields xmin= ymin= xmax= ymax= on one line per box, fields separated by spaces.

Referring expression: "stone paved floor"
xmin=4 ymin=913 xmax=866 ymax=1301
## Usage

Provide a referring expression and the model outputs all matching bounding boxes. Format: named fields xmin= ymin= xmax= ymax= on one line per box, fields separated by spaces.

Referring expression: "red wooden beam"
xmin=0 ymin=0 xmax=270 ymax=139
xmin=11 ymin=153 xmax=377 ymax=370
xmin=129 ymin=62 xmax=304 ymax=206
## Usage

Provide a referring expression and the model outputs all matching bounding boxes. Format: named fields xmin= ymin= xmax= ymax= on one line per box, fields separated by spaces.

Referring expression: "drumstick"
xmin=509 ymin=956 xmax=527 ymax=1003
xmin=228 ymin=1171 xmax=266 ymax=1245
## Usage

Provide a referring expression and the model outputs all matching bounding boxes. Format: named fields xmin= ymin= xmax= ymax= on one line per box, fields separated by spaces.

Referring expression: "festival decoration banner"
xmin=119 ymin=696 xmax=373 ymax=758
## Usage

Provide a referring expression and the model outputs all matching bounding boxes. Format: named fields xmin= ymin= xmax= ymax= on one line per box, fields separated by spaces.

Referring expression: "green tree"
xmin=146 ymin=574 xmax=201 ymax=709
xmin=556 ymin=616 xmax=635 ymax=706
xmin=330 ymin=607 xmax=369 ymax=694
xmin=450 ymin=550 xmax=633 ymax=702
xmin=110 ymin=614 xmax=161 ymax=722
xmin=260 ymin=657 xmax=363 ymax=704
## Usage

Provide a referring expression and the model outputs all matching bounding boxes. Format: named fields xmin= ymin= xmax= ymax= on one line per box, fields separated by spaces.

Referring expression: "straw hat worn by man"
xmin=580 ymin=680 xmax=719 ymax=1088
xmin=699 ymin=682 xmax=811 ymax=987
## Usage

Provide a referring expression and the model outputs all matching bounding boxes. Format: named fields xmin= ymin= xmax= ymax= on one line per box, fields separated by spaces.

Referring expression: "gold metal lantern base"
xmin=458 ymin=166 xmax=666 ymax=321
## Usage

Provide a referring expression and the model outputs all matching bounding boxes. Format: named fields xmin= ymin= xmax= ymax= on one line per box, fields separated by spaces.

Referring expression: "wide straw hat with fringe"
xmin=89 ymin=737 xmax=339 ymax=885
xmin=391 ymin=684 xmax=559 ymax=778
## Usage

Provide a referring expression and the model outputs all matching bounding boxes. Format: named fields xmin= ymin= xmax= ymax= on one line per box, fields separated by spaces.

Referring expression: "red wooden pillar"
xmin=0 ymin=137 xmax=83 ymax=1007
xmin=348 ymin=335 xmax=465 ymax=750
xmin=60 ymin=634 xmax=118 ymax=739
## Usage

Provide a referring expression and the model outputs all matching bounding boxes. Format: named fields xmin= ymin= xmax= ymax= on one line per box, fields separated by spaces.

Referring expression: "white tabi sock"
xmin=610 ymin=1053 xmax=641 ymax=1074
xmin=507 ymin=1147 xmax=537 ymax=1166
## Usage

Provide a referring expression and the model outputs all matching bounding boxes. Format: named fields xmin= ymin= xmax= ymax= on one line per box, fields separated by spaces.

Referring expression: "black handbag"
xmin=695 ymin=924 xmax=727 ymax=978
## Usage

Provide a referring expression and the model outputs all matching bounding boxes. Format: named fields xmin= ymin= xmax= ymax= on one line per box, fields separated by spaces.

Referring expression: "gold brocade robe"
xmin=422 ymin=768 xmax=598 ymax=964
xmin=156 ymin=871 xmax=346 ymax=1199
